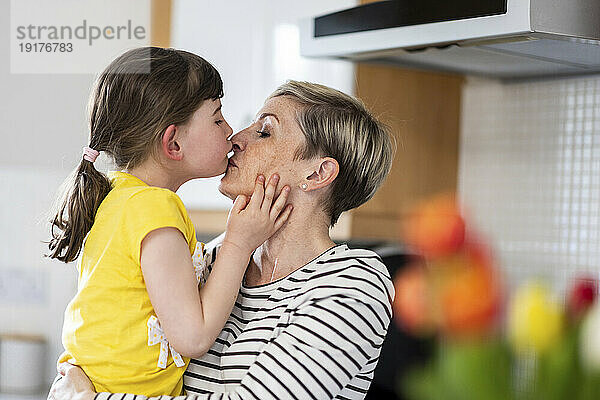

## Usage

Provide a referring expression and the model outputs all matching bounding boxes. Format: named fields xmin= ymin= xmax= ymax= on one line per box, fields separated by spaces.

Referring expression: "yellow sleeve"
xmin=122 ymin=188 xmax=196 ymax=263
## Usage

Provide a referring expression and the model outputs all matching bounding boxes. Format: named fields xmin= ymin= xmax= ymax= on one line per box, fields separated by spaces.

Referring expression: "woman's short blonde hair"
xmin=269 ymin=80 xmax=395 ymax=226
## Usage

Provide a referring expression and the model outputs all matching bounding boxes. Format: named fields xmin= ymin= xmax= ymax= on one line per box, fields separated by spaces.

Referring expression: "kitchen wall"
xmin=459 ymin=75 xmax=600 ymax=294
xmin=0 ymin=0 xmax=94 ymax=386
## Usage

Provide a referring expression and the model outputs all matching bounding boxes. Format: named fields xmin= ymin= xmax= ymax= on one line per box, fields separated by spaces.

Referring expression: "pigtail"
xmin=47 ymin=158 xmax=111 ymax=263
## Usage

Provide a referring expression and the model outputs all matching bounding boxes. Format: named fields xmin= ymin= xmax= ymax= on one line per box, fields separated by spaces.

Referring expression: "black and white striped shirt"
xmin=96 ymin=243 xmax=394 ymax=400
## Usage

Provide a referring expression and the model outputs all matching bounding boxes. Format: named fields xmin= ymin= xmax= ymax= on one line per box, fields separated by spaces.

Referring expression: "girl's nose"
xmin=224 ymin=121 xmax=234 ymax=137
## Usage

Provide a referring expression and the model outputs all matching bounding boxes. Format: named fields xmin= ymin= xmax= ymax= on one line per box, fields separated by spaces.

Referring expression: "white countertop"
xmin=0 ymin=394 xmax=46 ymax=400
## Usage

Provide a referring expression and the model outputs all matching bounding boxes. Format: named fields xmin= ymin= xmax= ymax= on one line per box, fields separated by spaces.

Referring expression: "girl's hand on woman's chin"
xmin=224 ymin=173 xmax=292 ymax=254
xmin=48 ymin=363 xmax=96 ymax=400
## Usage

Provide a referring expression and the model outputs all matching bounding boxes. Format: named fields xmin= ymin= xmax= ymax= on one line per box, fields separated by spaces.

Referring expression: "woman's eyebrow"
xmin=257 ymin=112 xmax=279 ymax=123
xmin=212 ymin=104 xmax=222 ymax=116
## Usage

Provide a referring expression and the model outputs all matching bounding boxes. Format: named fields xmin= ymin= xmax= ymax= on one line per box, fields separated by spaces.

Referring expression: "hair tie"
xmin=82 ymin=146 xmax=100 ymax=163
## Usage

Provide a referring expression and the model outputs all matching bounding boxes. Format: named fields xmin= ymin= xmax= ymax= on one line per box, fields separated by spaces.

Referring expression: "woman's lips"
xmin=227 ymin=158 xmax=238 ymax=168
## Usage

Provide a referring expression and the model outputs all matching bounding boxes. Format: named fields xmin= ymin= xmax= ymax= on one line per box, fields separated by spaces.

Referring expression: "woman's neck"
xmin=244 ymin=206 xmax=336 ymax=287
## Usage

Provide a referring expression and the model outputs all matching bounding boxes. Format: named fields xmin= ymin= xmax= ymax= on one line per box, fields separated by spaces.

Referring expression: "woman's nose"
xmin=230 ymin=127 xmax=251 ymax=152
xmin=230 ymin=132 xmax=244 ymax=152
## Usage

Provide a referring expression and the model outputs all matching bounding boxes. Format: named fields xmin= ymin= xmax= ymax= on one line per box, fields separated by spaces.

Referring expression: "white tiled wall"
xmin=459 ymin=75 xmax=600 ymax=293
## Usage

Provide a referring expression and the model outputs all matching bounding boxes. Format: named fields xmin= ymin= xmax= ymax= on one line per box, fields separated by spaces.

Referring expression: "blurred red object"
xmin=402 ymin=193 xmax=465 ymax=258
xmin=393 ymin=245 xmax=503 ymax=338
xmin=567 ymin=277 xmax=598 ymax=319
xmin=438 ymin=245 xmax=502 ymax=337
xmin=397 ymin=193 xmax=503 ymax=338
xmin=392 ymin=262 xmax=435 ymax=335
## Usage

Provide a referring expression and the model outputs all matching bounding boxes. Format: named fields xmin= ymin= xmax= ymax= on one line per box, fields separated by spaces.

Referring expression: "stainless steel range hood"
xmin=299 ymin=0 xmax=600 ymax=80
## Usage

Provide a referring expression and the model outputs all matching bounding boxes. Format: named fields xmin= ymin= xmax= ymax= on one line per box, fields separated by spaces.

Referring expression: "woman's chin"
xmin=219 ymin=177 xmax=256 ymax=201
xmin=218 ymin=181 xmax=236 ymax=201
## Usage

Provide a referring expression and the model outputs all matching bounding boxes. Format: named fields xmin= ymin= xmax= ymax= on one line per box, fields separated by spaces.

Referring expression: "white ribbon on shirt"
xmin=192 ymin=242 xmax=210 ymax=286
xmin=147 ymin=315 xmax=186 ymax=369
xmin=147 ymin=242 xmax=210 ymax=369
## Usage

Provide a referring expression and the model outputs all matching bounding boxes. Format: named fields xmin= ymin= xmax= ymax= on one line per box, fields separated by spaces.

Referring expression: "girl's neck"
xmin=125 ymin=161 xmax=185 ymax=192
xmin=245 ymin=206 xmax=336 ymax=287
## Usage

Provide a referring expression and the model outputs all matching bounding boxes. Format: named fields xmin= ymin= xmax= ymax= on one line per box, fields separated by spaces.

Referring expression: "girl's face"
xmin=219 ymin=96 xmax=309 ymax=200
xmin=179 ymin=99 xmax=233 ymax=178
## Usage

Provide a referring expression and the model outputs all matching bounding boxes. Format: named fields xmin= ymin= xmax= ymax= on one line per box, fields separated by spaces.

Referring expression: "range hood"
xmin=299 ymin=0 xmax=600 ymax=80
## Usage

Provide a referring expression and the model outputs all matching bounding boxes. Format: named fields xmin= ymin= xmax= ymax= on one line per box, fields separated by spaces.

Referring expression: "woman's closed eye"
xmin=215 ymin=119 xmax=224 ymax=126
xmin=256 ymin=129 xmax=270 ymax=138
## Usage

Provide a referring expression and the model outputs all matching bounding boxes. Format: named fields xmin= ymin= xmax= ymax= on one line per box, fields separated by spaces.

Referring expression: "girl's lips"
xmin=227 ymin=159 xmax=238 ymax=168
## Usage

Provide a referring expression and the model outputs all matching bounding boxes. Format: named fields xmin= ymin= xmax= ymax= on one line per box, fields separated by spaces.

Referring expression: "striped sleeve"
xmin=96 ymin=286 xmax=391 ymax=400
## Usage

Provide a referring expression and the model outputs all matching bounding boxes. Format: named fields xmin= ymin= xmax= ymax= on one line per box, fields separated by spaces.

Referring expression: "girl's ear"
xmin=161 ymin=124 xmax=183 ymax=161
xmin=301 ymin=157 xmax=339 ymax=191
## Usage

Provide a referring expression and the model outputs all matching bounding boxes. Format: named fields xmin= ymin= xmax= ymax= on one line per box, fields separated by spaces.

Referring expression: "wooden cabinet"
xmin=349 ymin=64 xmax=463 ymax=240
xmin=151 ymin=0 xmax=172 ymax=47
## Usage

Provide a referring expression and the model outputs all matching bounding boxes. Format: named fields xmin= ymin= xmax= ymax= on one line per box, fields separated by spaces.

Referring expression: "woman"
xmin=49 ymin=80 xmax=396 ymax=400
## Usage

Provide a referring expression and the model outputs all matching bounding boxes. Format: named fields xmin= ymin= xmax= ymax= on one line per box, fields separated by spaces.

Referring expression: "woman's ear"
xmin=302 ymin=157 xmax=339 ymax=191
xmin=161 ymin=124 xmax=183 ymax=161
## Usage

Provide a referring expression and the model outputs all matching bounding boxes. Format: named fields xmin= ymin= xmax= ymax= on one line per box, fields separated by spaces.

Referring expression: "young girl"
xmin=47 ymin=47 xmax=292 ymax=397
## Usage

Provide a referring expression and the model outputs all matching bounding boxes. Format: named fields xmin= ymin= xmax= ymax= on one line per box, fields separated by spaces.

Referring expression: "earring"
xmin=301 ymin=183 xmax=308 ymax=190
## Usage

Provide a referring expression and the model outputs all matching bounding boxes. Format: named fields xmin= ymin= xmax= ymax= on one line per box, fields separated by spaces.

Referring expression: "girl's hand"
xmin=48 ymin=363 xmax=96 ymax=400
xmin=224 ymin=174 xmax=292 ymax=254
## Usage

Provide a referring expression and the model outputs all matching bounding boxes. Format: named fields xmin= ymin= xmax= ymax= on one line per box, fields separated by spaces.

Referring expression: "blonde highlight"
xmin=269 ymin=80 xmax=396 ymax=226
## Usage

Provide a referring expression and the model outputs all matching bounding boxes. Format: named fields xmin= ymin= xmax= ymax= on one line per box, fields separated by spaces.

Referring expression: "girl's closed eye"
xmin=215 ymin=119 xmax=224 ymax=126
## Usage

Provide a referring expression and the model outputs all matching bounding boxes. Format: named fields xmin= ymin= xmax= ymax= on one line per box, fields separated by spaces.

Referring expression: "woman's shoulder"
xmin=314 ymin=245 xmax=391 ymax=279
xmin=301 ymin=245 xmax=395 ymax=305
xmin=202 ymin=238 xmax=395 ymax=305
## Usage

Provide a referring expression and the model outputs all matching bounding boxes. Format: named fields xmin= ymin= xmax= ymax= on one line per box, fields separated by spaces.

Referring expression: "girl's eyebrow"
xmin=212 ymin=104 xmax=222 ymax=116
xmin=256 ymin=113 xmax=279 ymax=123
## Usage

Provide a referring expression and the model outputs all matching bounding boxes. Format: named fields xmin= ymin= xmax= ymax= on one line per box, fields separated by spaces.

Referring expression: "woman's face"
xmin=219 ymin=96 xmax=308 ymax=199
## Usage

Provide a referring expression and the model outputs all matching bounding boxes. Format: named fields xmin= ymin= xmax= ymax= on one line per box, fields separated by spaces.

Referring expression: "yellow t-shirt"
xmin=59 ymin=171 xmax=197 ymax=396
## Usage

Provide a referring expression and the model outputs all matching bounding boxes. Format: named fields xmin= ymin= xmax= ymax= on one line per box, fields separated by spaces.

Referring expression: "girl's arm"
xmin=141 ymin=174 xmax=291 ymax=358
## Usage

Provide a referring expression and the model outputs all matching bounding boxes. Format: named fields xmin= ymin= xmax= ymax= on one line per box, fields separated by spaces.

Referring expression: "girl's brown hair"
xmin=48 ymin=47 xmax=223 ymax=263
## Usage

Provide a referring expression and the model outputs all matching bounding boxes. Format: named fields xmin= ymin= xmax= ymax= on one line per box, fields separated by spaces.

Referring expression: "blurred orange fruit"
xmin=403 ymin=193 xmax=465 ymax=258
xmin=438 ymin=247 xmax=502 ymax=337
